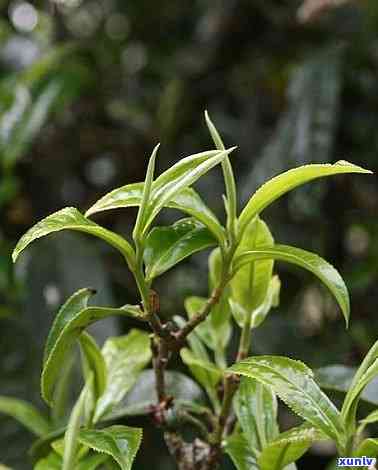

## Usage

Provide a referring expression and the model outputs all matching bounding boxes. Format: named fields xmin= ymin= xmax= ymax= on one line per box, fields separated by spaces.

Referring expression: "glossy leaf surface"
xmin=94 ymin=329 xmax=151 ymax=422
xmin=12 ymin=207 xmax=135 ymax=268
xmin=144 ymin=147 xmax=235 ymax=232
xmin=144 ymin=218 xmax=216 ymax=281
xmin=231 ymin=217 xmax=274 ymax=314
xmin=78 ymin=425 xmax=142 ymax=470
xmin=229 ymin=356 xmax=345 ymax=445
xmin=239 ymin=161 xmax=372 ymax=235
xmin=233 ymin=244 xmax=350 ymax=326
xmin=86 ymin=185 xmax=225 ymax=244
xmin=42 ymin=289 xmax=142 ymax=405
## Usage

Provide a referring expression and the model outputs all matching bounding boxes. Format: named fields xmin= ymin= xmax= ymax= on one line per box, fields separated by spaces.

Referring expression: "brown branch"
xmin=174 ymin=286 xmax=223 ymax=343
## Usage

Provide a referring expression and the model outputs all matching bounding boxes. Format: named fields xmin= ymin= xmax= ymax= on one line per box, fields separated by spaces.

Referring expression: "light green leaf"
xmin=342 ymin=359 xmax=378 ymax=436
xmin=230 ymin=275 xmax=281 ymax=330
xmin=143 ymin=147 xmax=236 ymax=233
xmin=12 ymin=207 xmax=136 ymax=269
xmin=342 ymin=339 xmax=378 ymax=434
xmin=94 ymin=329 xmax=151 ymax=422
xmin=258 ymin=425 xmax=326 ymax=470
xmin=239 ymin=161 xmax=372 ymax=236
xmin=42 ymin=289 xmax=142 ymax=405
xmin=79 ymin=332 xmax=107 ymax=401
xmin=34 ymin=452 xmax=62 ymax=470
xmin=225 ymin=433 xmax=258 ymax=470
xmin=229 ymin=356 xmax=345 ymax=446
xmin=360 ymin=409 xmax=378 ymax=426
xmin=133 ymin=144 xmax=159 ymax=240
xmin=76 ymin=453 xmax=109 ymax=469
xmin=144 ymin=218 xmax=216 ymax=281
xmin=234 ymin=377 xmax=279 ymax=451
xmin=78 ymin=425 xmax=142 ymax=470
xmin=231 ymin=217 xmax=274 ymax=314
xmin=0 ymin=396 xmax=50 ymax=437
xmin=353 ymin=438 xmax=378 ymax=459
xmin=63 ymin=378 xmax=92 ymax=470
xmin=233 ymin=244 xmax=350 ymax=327
xmin=85 ymin=185 xmax=225 ymax=245
xmin=315 ymin=365 xmax=378 ymax=407
xmin=207 ymin=248 xmax=232 ymax=363
xmin=204 ymin=111 xmax=237 ymax=232
xmin=180 ymin=348 xmax=222 ymax=411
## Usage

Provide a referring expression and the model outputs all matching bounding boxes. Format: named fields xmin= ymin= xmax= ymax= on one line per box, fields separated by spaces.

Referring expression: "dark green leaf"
xmin=229 ymin=356 xmax=345 ymax=446
xmin=78 ymin=425 xmax=142 ymax=470
xmin=144 ymin=218 xmax=216 ymax=281
xmin=233 ymin=244 xmax=350 ymax=326
xmin=0 ymin=397 xmax=50 ymax=437
xmin=94 ymin=329 xmax=151 ymax=422
xmin=12 ymin=207 xmax=136 ymax=269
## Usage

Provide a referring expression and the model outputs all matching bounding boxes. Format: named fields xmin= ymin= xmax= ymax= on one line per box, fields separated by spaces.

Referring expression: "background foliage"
xmin=1 ymin=0 xmax=378 ymax=468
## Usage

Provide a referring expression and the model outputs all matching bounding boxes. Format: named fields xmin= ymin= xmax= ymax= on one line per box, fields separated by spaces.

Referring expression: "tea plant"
xmin=0 ymin=113 xmax=375 ymax=469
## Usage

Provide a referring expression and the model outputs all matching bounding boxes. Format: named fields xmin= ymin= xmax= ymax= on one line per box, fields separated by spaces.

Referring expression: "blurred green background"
xmin=1 ymin=0 xmax=378 ymax=468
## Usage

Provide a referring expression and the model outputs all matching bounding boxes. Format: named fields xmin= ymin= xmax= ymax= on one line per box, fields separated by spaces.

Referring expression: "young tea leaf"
xmin=63 ymin=378 xmax=92 ymax=470
xmin=132 ymin=143 xmax=159 ymax=241
xmin=42 ymin=293 xmax=142 ymax=405
xmin=86 ymin=185 xmax=225 ymax=245
xmin=143 ymin=147 xmax=236 ymax=234
xmin=144 ymin=218 xmax=216 ymax=281
xmin=79 ymin=332 xmax=107 ymax=401
xmin=77 ymin=425 xmax=142 ymax=470
xmin=258 ymin=424 xmax=326 ymax=470
xmin=225 ymin=433 xmax=258 ymax=470
xmin=239 ymin=161 xmax=372 ymax=236
xmin=234 ymin=377 xmax=279 ymax=451
xmin=229 ymin=356 xmax=346 ymax=446
xmin=0 ymin=396 xmax=51 ymax=437
xmin=12 ymin=207 xmax=136 ymax=269
xmin=233 ymin=244 xmax=350 ymax=327
xmin=94 ymin=329 xmax=151 ymax=422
